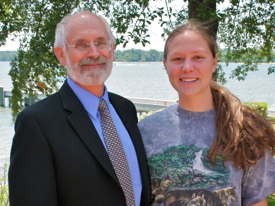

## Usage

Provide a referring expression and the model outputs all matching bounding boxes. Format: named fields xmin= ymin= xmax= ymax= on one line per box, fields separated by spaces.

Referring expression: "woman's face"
xmin=163 ymin=30 xmax=217 ymax=101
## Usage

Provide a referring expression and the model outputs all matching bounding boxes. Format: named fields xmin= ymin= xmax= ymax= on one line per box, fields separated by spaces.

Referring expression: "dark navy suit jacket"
xmin=9 ymin=81 xmax=151 ymax=206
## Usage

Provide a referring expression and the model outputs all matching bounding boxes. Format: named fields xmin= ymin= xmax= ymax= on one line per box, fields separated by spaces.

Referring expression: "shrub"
xmin=268 ymin=193 xmax=275 ymax=206
xmin=138 ymin=109 xmax=164 ymax=122
xmin=243 ymin=102 xmax=268 ymax=117
xmin=0 ymin=163 xmax=9 ymax=206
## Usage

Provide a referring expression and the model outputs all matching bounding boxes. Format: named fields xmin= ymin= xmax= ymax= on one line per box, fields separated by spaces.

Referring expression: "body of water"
xmin=0 ymin=61 xmax=275 ymax=174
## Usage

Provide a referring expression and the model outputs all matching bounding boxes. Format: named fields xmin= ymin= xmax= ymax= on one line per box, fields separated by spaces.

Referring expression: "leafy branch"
xmin=0 ymin=163 xmax=9 ymax=206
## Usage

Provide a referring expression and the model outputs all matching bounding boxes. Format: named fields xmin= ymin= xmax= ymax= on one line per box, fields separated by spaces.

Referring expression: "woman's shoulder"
xmin=138 ymin=104 xmax=175 ymax=125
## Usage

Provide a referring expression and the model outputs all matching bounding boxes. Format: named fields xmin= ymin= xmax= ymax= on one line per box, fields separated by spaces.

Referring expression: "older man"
xmin=9 ymin=11 xmax=151 ymax=206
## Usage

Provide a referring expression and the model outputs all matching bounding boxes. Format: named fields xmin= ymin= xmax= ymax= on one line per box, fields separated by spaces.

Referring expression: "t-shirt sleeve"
xmin=241 ymin=149 xmax=275 ymax=205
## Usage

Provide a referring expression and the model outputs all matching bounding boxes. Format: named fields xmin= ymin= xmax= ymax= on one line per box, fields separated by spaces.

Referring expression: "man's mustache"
xmin=79 ymin=56 xmax=107 ymax=66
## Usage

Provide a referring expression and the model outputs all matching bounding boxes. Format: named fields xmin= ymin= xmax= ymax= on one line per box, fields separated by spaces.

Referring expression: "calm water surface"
xmin=0 ymin=61 xmax=274 ymax=174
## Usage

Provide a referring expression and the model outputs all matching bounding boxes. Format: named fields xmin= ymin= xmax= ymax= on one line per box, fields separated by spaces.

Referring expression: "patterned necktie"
xmin=98 ymin=99 xmax=135 ymax=206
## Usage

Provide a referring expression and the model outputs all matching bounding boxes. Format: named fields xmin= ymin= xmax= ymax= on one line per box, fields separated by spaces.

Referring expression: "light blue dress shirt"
xmin=67 ymin=78 xmax=142 ymax=205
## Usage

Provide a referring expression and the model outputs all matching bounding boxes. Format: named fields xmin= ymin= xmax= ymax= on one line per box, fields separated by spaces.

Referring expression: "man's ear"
xmin=111 ymin=43 xmax=116 ymax=61
xmin=54 ymin=47 xmax=67 ymax=66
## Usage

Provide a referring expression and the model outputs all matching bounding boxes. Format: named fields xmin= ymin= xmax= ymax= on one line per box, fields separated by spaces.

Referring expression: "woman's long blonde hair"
xmin=164 ymin=20 xmax=275 ymax=169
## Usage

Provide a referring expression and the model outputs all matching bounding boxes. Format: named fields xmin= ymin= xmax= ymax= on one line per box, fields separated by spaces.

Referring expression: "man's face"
xmin=63 ymin=13 xmax=115 ymax=86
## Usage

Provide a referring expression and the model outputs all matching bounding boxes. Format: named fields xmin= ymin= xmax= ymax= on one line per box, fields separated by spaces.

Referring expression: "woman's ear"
xmin=212 ymin=54 xmax=218 ymax=73
xmin=54 ymin=47 xmax=67 ymax=66
xmin=163 ymin=58 xmax=168 ymax=74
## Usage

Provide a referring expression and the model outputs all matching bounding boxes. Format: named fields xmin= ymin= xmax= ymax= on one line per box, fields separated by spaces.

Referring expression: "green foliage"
xmin=242 ymin=102 xmax=268 ymax=117
xmin=159 ymin=0 xmax=275 ymax=81
xmin=148 ymin=145 xmax=229 ymax=190
xmin=115 ymin=49 xmax=163 ymax=62
xmin=138 ymin=109 xmax=163 ymax=122
xmin=219 ymin=1 xmax=275 ymax=80
xmin=0 ymin=0 xmax=14 ymax=46
xmin=202 ymin=149 xmax=228 ymax=174
xmin=214 ymin=63 xmax=227 ymax=85
xmin=218 ymin=49 xmax=275 ymax=63
xmin=0 ymin=51 xmax=17 ymax=61
xmin=0 ymin=163 xmax=9 ymax=206
xmin=1 ymin=0 xmax=275 ymax=121
xmin=2 ymin=0 xmax=161 ymax=121
xmin=268 ymin=194 xmax=275 ymax=206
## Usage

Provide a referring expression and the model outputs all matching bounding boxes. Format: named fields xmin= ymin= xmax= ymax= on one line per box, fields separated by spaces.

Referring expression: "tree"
xmin=0 ymin=0 xmax=12 ymax=46
xmin=1 ymin=0 xmax=274 ymax=120
xmin=189 ymin=0 xmax=220 ymax=81
xmin=147 ymin=49 xmax=160 ymax=61
xmin=219 ymin=1 xmax=275 ymax=80
xmin=114 ymin=49 xmax=163 ymax=61
xmin=155 ymin=0 xmax=275 ymax=82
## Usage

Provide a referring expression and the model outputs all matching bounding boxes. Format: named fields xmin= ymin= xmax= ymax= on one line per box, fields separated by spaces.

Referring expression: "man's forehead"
xmin=66 ymin=13 xmax=101 ymax=28
xmin=65 ymin=13 xmax=108 ymax=41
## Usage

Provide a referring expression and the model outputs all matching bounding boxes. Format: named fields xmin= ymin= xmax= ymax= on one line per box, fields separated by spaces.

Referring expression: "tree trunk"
xmin=188 ymin=0 xmax=219 ymax=81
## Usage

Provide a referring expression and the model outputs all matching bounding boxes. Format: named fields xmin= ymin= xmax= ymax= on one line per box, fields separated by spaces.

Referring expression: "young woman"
xmin=138 ymin=20 xmax=275 ymax=206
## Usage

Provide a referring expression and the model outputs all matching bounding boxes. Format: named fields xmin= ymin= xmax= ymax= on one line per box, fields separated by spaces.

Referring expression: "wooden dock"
xmin=0 ymin=86 xmax=175 ymax=113
xmin=126 ymin=97 xmax=175 ymax=115
xmin=1 ymin=86 xmax=274 ymax=117
xmin=268 ymin=104 xmax=275 ymax=117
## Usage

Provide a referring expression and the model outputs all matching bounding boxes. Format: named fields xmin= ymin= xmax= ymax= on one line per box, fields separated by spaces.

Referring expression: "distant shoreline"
xmin=2 ymin=61 xmax=275 ymax=64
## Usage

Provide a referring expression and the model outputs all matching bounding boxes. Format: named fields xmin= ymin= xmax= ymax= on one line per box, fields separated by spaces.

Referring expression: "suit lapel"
xmin=108 ymin=93 xmax=138 ymax=146
xmin=109 ymin=93 xmax=150 ymax=190
xmin=58 ymin=81 xmax=120 ymax=186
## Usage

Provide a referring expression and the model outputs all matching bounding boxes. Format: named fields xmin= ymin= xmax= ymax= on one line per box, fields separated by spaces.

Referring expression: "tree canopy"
xmin=115 ymin=49 xmax=163 ymax=62
xmin=1 ymin=0 xmax=274 ymax=120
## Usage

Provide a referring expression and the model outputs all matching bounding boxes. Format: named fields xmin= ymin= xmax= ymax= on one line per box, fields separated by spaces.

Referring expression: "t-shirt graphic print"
xmin=148 ymin=144 xmax=234 ymax=206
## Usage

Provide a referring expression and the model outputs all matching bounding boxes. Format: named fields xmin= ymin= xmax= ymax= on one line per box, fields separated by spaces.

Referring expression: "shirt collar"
xmin=67 ymin=78 xmax=110 ymax=119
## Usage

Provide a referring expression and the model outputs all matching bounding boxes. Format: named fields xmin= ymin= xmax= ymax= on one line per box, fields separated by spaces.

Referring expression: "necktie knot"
xmin=98 ymin=99 xmax=108 ymax=113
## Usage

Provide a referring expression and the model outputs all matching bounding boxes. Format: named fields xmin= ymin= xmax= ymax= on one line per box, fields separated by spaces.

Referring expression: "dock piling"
xmin=0 ymin=86 xmax=5 ymax=107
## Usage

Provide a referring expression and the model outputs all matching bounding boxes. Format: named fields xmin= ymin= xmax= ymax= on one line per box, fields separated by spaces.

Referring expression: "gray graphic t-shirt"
xmin=138 ymin=104 xmax=275 ymax=206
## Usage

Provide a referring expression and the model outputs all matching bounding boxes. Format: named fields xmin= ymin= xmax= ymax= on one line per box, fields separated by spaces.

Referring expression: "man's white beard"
xmin=66 ymin=54 xmax=112 ymax=86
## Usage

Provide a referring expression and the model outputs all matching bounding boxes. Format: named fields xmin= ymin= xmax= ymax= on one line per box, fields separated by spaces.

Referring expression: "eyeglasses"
xmin=66 ymin=40 xmax=111 ymax=52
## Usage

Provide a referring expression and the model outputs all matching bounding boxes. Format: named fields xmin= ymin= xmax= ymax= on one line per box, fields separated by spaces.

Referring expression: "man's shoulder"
xmin=21 ymin=81 xmax=75 ymax=115
xmin=108 ymin=92 xmax=127 ymax=100
xmin=108 ymin=92 xmax=133 ymax=105
xmin=21 ymin=92 xmax=61 ymax=115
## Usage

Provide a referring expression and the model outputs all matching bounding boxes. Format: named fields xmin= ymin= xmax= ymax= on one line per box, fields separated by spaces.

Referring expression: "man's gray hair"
xmin=54 ymin=12 xmax=115 ymax=50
